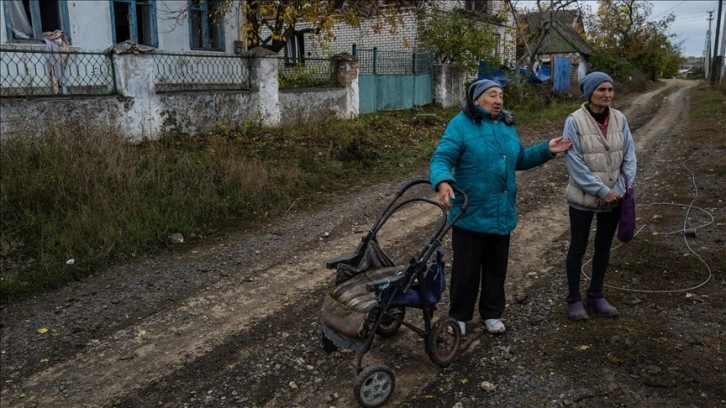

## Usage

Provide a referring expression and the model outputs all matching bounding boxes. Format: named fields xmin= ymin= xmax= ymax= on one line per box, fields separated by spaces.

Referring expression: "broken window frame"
xmin=3 ymin=0 xmax=71 ymax=42
xmin=189 ymin=0 xmax=225 ymax=51
xmin=284 ymin=32 xmax=305 ymax=66
xmin=109 ymin=0 xmax=158 ymax=47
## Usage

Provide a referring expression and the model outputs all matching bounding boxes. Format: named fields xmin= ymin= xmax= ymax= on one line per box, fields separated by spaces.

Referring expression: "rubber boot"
xmin=586 ymin=293 xmax=619 ymax=317
xmin=567 ymin=298 xmax=589 ymax=321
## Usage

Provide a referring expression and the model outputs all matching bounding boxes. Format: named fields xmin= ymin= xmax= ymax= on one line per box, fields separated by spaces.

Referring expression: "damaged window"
xmin=111 ymin=0 xmax=158 ymax=47
xmin=190 ymin=0 xmax=224 ymax=51
xmin=285 ymin=32 xmax=305 ymax=66
xmin=5 ymin=0 xmax=69 ymax=41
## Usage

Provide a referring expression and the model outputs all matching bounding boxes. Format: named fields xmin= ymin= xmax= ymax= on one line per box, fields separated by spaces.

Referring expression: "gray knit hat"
xmin=468 ymin=79 xmax=501 ymax=102
xmin=579 ymin=71 xmax=613 ymax=101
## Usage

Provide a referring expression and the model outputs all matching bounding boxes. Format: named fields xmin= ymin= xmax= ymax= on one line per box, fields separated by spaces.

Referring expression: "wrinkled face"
xmin=590 ymin=82 xmax=614 ymax=110
xmin=475 ymin=87 xmax=504 ymax=117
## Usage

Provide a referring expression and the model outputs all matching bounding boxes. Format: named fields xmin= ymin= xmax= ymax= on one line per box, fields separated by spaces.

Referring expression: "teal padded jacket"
xmin=429 ymin=110 xmax=554 ymax=235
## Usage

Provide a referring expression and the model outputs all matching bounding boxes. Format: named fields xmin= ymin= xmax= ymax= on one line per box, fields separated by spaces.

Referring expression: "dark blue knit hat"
xmin=580 ymin=71 xmax=613 ymax=101
xmin=468 ymin=79 xmax=501 ymax=102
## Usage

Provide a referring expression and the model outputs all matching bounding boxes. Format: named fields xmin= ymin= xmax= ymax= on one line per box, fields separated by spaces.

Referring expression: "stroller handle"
xmin=325 ymin=179 xmax=468 ymax=270
xmin=395 ymin=178 xmax=469 ymax=213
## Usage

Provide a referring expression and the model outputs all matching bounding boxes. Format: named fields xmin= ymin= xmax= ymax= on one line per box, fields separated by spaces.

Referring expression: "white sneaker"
xmin=457 ymin=321 xmax=466 ymax=336
xmin=483 ymin=318 xmax=506 ymax=334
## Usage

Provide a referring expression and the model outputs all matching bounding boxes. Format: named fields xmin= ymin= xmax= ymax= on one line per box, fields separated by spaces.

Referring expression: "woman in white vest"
xmin=562 ymin=71 xmax=637 ymax=321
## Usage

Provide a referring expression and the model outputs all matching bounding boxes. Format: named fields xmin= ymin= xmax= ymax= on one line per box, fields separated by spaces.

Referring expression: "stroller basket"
xmin=318 ymin=178 xmax=468 ymax=408
xmin=321 ymin=248 xmax=445 ymax=341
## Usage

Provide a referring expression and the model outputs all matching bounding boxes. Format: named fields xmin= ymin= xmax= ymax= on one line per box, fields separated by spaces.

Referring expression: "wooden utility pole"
xmin=706 ymin=11 xmax=713 ymax=78
xmin=721 ymin=2 xmax=726 ymax=84
xmin=711 ymin=0 xmax=724 ymax=85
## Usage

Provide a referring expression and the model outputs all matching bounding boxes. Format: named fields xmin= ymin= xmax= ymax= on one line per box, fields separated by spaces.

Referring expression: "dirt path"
xmin=0 ymin=79 xmax=698 ymax=408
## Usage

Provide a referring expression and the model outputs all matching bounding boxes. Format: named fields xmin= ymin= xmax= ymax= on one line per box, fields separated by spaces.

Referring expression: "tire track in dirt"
xmin=0 ymin=198 xmax=442 ymax=407
xmin=505 ymin=79 xmax=697 ymax=297
xmin=0 ymin=80 xmax=694 ymax=408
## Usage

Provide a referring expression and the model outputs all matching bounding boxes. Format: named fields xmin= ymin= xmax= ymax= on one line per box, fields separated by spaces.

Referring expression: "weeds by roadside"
xmin=0 ymin=106 xmax=458 ymax=299
xmin=5 ymin=79 xmax=704 ymax=301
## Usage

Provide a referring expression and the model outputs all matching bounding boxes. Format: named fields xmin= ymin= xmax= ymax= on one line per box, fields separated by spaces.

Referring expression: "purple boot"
xmin=586 ymin=293 xmax=619 ymax=317
xmin=567 ymin=299 xmax=589 ymax=321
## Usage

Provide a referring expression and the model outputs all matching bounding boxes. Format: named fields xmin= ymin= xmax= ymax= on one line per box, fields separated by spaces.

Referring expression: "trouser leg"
xmin=588 ymin=208 xmax=621 ymax=295
xmin=566 ymin=206 xmax=594 ymax=301
xmin=479 ymin=233 xmax=510 ymax=320
xmin=449 ymin=226 xmax=484 ymax=322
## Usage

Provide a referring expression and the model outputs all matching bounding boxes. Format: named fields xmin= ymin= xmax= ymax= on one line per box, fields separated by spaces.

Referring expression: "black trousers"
xmin=449 ymin=226 xmax=510 ymax=321
xmin=565 ymin=206 xmax=620 ymax=301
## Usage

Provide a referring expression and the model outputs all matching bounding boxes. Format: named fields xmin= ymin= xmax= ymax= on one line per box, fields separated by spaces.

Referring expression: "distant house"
xmin=521 ymin=9 xmax=593 ymax=83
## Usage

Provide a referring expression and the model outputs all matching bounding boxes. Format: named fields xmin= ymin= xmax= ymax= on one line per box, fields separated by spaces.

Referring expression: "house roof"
xmin=523 ymin=10 xmax=593 ymax=56
xmin=550 ymin=21 xmax=593 ymax=55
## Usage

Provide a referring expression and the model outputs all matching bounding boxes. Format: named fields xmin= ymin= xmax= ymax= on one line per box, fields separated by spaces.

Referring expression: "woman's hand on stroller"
xmin=436 ymin=182 xmax=455 ymax=210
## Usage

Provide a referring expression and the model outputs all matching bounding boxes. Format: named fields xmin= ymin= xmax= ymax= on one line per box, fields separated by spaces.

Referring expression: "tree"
xmin=586 ymin=0 xmax=679 ymax=81
xmin=418 ymin=5 xmax=500 ymax=75
xmin=505 ymin=0 xmax=579 ymax=77
xmin=190 ymin=0 xmax=430 ymax=53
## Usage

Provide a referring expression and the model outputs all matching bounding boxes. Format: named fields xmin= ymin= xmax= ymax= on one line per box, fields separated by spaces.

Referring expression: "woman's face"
xmin=589 ymin=81 xmax=614 ymax=111
xmin=475 ymin=87 xmax=504 ymax=117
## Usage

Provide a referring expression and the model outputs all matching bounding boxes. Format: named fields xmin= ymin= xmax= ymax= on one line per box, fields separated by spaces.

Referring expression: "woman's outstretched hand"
xmin=549 ymin=136 xmax=572 ymax=154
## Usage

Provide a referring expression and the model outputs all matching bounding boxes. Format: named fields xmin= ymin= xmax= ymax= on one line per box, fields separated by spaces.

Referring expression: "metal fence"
xmin=278 ymin=57 xmax=334 ymax=89
xmin=0 ymin=47 xmax=116 ymax=97
xmin=353 ymin=46 xmax=434 ymax=75
xmin=152 ymin=52 xmax=252 ymax=93
xmin=1 ymin=48 xmax=333 ymax=97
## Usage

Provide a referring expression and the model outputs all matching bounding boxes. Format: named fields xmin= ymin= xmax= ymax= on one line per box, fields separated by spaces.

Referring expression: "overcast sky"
xmin=516 ymin=1 xmax=726 ymax=57
xmin=650 ymin=1 xmax=724 ymax=57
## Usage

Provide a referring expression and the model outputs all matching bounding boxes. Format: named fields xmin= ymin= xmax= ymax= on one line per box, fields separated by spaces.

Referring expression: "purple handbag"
xmin=617 ymin=171 xmax=635 ymax=242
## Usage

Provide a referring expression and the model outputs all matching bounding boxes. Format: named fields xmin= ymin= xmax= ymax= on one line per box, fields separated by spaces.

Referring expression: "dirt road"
xmin=0 ymin=79 xmax=707 ymax=408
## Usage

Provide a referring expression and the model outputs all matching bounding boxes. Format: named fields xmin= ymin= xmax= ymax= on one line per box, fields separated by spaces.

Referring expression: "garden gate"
xmin=353 ymin=45 xmax=433 ymax=114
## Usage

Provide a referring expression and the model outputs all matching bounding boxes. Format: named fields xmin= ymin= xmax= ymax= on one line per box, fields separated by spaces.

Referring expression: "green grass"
xmin=0 ymin=106 xmax=452 ymax=300
xmin=2 ymin=82 xmax=707 ymax=301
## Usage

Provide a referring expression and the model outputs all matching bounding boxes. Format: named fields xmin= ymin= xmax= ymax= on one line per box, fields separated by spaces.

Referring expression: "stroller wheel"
xmin=375 ymin=307 xmax=405 ymax=338
xmin=425 ymin=317 xmax=461 ymax=367
xmin=354 ymin=364 xmax=395 ymax=408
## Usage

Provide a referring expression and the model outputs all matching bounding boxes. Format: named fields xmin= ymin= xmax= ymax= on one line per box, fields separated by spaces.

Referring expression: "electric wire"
xmin=582 ymin=145 xmax=715 ymax=294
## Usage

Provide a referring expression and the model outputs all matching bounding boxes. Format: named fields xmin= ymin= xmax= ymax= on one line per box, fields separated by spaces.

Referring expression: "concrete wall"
xmin=0 ymin=49 xmax=359 ymax=142
xmin=433 ymin=64 xmax=468 ymax=109
xmin=0 ymin=1 xmax=6 ymax=44
xmin=67 ymin=0 xmax=113 ymax=50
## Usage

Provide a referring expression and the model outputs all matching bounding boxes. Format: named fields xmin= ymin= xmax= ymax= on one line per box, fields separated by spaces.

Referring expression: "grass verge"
xmin=5 ymin=84 xmax=685 ymax=301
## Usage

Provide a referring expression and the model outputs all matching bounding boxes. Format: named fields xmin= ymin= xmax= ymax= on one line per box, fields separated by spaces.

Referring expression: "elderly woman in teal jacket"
xmin=430 ymin=79 xmax=572 ymax=336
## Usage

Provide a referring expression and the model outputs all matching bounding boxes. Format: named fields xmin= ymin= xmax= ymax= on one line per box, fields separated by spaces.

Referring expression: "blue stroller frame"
xmin=319 ymin=179 xmax=469 ymax=408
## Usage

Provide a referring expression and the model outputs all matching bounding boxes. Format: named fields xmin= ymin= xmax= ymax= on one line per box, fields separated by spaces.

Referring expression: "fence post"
xmin=433 ymin=64 xmax=467 ymax=108
xmin=109 ymin=44 xmax=162 ymax=141
xmin=372 ymin=47 xmax=378 ymax=75
xmin=331 ymin=52 xmax=359 ymax=118
xmin=248 ymin=47 xmax=281 ymax=126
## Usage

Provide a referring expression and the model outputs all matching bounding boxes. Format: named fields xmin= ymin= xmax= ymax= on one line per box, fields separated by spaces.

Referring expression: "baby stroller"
xmin=319 ymin=179 xmax=469 ymax=407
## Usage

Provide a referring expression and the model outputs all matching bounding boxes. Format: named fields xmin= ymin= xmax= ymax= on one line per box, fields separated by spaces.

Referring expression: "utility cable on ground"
xmin=583 ymin=144 xmax=715 ymax=294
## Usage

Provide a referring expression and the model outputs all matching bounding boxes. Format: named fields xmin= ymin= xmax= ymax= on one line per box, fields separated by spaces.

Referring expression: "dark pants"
xmin=449 ymin=226 xmax=510 ymax=321
xmin=566 ymin=206 xmax=620 ymax=301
